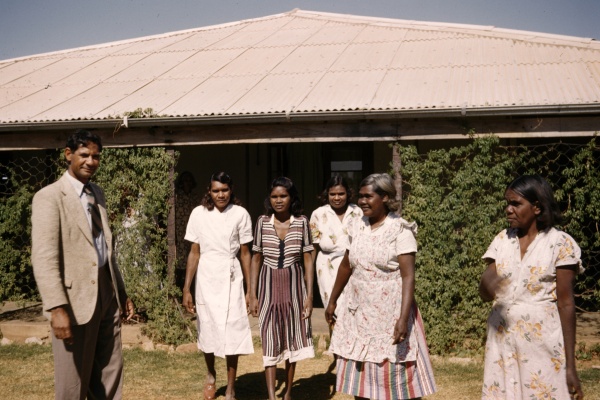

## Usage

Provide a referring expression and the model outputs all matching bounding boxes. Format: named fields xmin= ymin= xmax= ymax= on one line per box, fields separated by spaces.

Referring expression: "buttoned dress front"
xmin=253 ymin=214 xmax=315 ymax=366
xmin=185 ymin=204 xmax=254 ymax=358
xmin=309 ymin=203 xmax=362 ymax=307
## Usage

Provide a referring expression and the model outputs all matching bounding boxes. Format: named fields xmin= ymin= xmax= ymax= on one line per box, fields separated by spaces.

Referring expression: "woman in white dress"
xmin=310 ymin=175 xmax=362 ymax=316
xmin=182 ymin=172 xmax=254 ymax=400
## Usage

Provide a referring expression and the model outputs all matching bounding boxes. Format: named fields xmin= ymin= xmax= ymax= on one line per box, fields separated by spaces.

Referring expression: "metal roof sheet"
xmin=1 ymin=9 xmax=599 ymax=124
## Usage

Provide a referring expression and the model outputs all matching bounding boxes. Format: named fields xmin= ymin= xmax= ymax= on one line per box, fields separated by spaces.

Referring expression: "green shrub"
xmin=93 ymin=147 xmax=195 ymax=345
xmin=396 ymin=135 xmax=600 ymax=354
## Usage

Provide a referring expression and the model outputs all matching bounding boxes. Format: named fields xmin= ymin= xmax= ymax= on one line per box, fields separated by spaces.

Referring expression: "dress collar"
xmin=269 ymin=214 xmax=295 ymax=224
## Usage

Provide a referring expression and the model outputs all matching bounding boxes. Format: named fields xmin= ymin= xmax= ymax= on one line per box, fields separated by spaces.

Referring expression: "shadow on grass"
xmin=218 ymin=359 xmax=337 ymax=400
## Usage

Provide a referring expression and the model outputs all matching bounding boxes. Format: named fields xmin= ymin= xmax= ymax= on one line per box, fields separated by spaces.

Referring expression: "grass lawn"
xmin=1 ymin=344 xmax=598 ymax=399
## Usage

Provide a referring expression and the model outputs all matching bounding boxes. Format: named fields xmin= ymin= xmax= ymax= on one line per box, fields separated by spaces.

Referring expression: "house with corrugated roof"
xmin=1 ymin=8 xmax=599 ymax=217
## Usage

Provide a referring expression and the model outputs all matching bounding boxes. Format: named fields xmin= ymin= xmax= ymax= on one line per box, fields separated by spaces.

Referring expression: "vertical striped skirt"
xmin=258 ymin=262 xmax=314 ymax=366
xmin=335 ymin=307 xmax=436 ymax=399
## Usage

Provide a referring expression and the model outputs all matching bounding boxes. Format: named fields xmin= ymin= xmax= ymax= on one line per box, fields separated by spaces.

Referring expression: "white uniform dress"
xmin=185 ymin=204 xmax=254 ymax=357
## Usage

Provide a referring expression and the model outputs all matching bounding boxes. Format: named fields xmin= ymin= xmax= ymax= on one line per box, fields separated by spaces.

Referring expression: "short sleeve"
xmin=555 ymin=232 xmax=584 ymax=274
xmin=184 ymin=206 xmax=202 ymax=245
xmin=395 ymin=220 xmax=418 ymax=255
xmin=302 ymin=216 xmax=314 ymax=253
xmin=345 ymin=215 xmax=360 ymax=251
xmin=309 ymin=210 xmax=321 ymax=243
xmin=238 ymin=208 xmax=253 ymax=244
xmin=482 ymin=230 xmax=506 ymax=262
xmin=252 ymin=216 xmax=264 ymax=253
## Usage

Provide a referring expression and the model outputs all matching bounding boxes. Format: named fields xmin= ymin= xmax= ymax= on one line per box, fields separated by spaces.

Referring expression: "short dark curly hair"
xmin=318 ymin=174 xmax=354 ymax=205
xmin=264 ymin=176 xmax=303 ymax=217
xmin=201 ymin=172 xmax=242 ymax=211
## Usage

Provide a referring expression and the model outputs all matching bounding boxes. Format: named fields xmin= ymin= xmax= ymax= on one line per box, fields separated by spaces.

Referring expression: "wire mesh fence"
xmin=0 ymin=151 xmax=60 ymax=301
xmin=503 ymin=141 xmax=600 ymax=312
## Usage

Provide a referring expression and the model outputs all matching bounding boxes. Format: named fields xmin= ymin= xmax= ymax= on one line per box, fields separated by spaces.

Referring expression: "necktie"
xmin=83 ymin=184 xmax=102 ymax=237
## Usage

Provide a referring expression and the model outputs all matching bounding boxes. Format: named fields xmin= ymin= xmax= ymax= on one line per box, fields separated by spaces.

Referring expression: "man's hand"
xmin=50 ymin=306 xmax=73 ymax=344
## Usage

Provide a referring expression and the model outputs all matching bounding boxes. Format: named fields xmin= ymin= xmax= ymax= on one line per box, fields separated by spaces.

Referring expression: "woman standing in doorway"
xmin=310 ymin=174 xmax=362 ymax=318
xmin=249 ymin=177 xmax=315 ymax=400
xmin=182 ymin=172 xmax=254 ymax=400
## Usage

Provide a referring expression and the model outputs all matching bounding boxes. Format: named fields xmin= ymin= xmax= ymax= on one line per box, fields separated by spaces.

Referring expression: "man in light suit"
xmin=32 ymin=130 xmax=135 ymax=399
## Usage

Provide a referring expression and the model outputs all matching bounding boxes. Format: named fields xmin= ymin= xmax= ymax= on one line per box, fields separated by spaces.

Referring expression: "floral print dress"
xmin=330 ymin=214 xmax=437 ymax=399
xmin=309 ymin=204 xmax=362 ymax=307
xmin=482 ymin=227 xmax=583 ymax=400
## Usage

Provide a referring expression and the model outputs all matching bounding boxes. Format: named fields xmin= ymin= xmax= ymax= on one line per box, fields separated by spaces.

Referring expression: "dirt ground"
xmin=2 ymin=302 xmax=599 ymax=345
xmin=577 ymin=311 xmax=600 ymax=344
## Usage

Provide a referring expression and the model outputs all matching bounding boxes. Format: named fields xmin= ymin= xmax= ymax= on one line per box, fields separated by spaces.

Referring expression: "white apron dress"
xmin=185 ymin=204 xmax=254 ymax=358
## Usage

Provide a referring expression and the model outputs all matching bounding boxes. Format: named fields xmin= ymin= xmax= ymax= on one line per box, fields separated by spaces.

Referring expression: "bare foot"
xmin=225 ymin=387 xmax=236 ymax=400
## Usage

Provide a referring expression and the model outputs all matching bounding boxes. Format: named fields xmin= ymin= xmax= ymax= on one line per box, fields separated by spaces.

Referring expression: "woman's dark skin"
xmin=479 ymin=188 xmax=583 ymax=399
xmin=324 ymin=184 xmax=416 ymax=400
xmin=248 ymin=185 xmax=314 ymax=400
xmin=181 ymin=180 xmax=251 ymax=400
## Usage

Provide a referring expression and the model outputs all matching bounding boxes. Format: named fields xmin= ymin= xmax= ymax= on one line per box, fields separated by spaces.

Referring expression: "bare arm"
xmin=311 ymin=243 xmax=320 ymax=269
xmin=479 ymin=260 xmax=500 ymax=302
xmin=182 ymin=242 xmax=200 ymax=313
xmin=239 ymin=242 xmax=252 ymax=311
xmin=393 ymin=253 xmax=416 ymax=344
xmin=324 ymin=251 xmax=352 ymax=324
xmin=303 ymin=250 xmax=314 ymax=319
xmin=556 ymin=265 xmax=584 ymax=399
xmin=249 ymin=252 xmax=263 ymax=317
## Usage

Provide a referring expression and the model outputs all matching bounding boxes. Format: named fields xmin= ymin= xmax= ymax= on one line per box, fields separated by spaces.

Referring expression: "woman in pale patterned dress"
xmin=479 ymin=175 xmax=584 ymax=400
xmin=249 ymin=176 xmax=315 ymax=400
xmin=310 ymin=174 xmax=362 ymax=315
xmin=325 ymin=173 xmax=437 ymax=400
xmin=182 ymin=172 xmax=254 ymax=400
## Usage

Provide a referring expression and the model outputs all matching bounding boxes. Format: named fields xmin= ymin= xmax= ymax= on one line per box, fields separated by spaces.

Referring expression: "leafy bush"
xmin=93 ymin=147 xmax=195 ymax=345
xmin=0 ymin=171 xmax=37 ymax=301
xmin=396 ymin=135 xmax=600 ymax=354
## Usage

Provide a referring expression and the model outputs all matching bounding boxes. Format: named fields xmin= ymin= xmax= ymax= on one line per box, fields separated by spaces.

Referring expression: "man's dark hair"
xmin=66 ymin=129 xmax=103 ymax=152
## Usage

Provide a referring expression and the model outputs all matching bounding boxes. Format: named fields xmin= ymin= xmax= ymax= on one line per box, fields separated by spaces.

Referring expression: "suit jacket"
xmin=31 ymin=173 xmax=127 ymax=325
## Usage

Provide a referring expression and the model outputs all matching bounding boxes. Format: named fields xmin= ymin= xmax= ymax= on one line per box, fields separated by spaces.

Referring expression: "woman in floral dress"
xmin=479 ymin=175 xmax=584 ymax=400
xmin=249 ymin=177 xmax=315 ymax=400
xmin=310 ymin=174 xmax=362 ymax=311
xmin=325 ymin=173 xmax=437 ymax=400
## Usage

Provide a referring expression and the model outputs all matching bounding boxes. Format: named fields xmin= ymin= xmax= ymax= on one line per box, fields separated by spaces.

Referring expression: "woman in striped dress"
xmin=249 ymin=177 xmax=315 ymax=400
xmin=325 ymin=173 xmax=437 ymax=400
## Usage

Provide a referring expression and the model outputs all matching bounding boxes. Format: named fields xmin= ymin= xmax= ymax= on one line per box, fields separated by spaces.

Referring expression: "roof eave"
xmin=1 ymin=104 xmax=599 ymax=132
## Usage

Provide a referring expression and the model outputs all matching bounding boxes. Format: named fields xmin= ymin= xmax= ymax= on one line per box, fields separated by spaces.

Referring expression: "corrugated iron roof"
xmin=1 ymin=9 xmax=599 ymax=124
